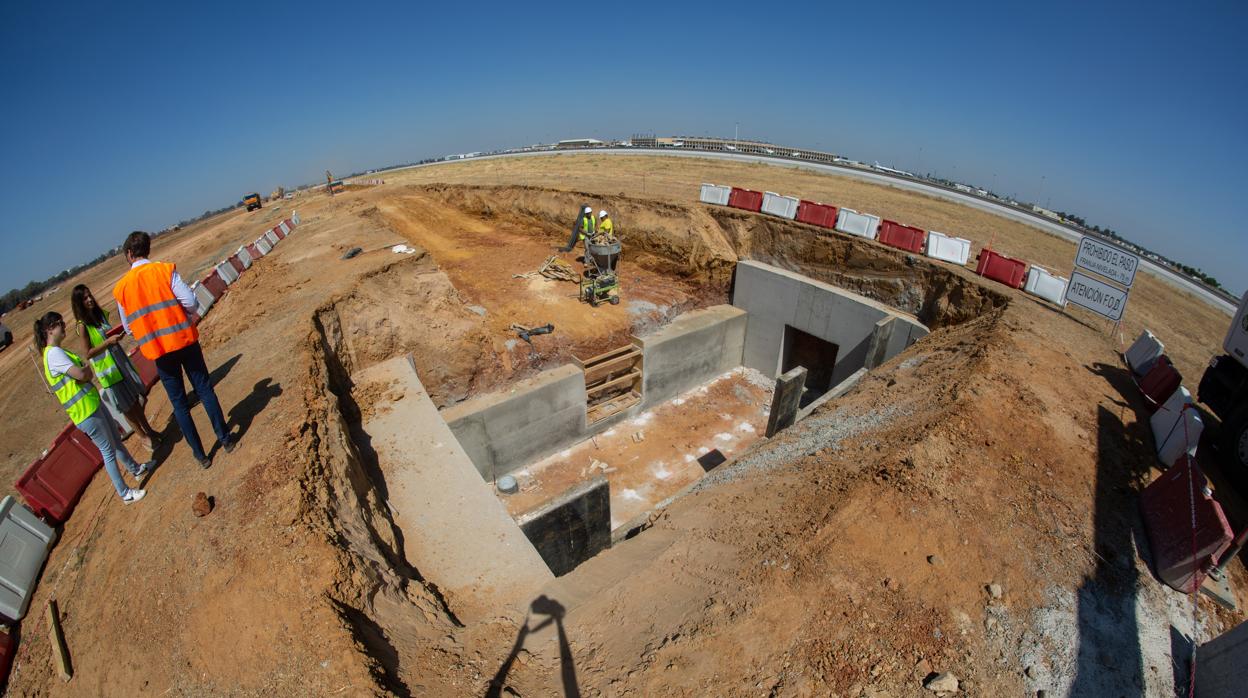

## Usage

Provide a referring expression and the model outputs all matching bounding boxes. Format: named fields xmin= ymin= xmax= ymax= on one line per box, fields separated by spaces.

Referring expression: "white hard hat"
xmin=598 ymin=210 xmax=608 ymax=218
xmin=583 ymin=206 xmax=592 ymax=213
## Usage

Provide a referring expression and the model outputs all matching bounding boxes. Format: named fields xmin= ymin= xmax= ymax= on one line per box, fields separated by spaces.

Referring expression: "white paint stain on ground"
xmin=672 ymin=398 xmax=685 ymax=406
xmin=621 ymin=488 xmax=644 ymax=501
xmin=684 ymin=454 xmax=696 ymax=463
xmin=652 ymin=463 xmax=671 ymax=480
xmin=715 ymin=433 xmax=734 ymax=443
xmin=737 ymin=422 xmax=756 ymax=434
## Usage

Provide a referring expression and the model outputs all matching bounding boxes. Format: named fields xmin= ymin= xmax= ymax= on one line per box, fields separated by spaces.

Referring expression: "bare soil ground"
xmin=0 ymin=154 xmax=1241 ymax=697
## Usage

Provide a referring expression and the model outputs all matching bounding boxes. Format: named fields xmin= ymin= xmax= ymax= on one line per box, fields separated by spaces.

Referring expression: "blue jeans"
xmin=78 ymin=408 xmax=140 ymax=497
xmin=154 ymin=342 xmax=229 ymax=461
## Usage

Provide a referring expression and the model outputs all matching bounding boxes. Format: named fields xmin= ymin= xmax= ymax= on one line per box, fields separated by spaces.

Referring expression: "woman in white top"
xmin=34 ymin=311 xmax=149 ymax=503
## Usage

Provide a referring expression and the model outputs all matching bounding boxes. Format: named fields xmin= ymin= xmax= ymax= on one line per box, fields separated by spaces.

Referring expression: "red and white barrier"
xmin=1023 ymin=266 xmax=1069 ymax=307
xmin=214 ymin=261 xmax=239 ymax=285
xmin=796 ymin=200 xmax=837 ymax=228
xmin=1125 ymin=330 xmax=1164 ymax=377
xmin=877 ymin=220 xmax=927 ymax=254
xmin=1139 ymin=458 xmax=1233 ymax=593
xmin=191 ymin=281 xmax=215 ymax=316
xmin=255 ymin=237 xmax=273 ymax=255
xmin=236 ymin=246 xmax=253 ymax=269
xmin=1149 ymin=386 xmax=1203 ymax=466
xmin=699 ymin=183 xmax=732 ymax=206
xmin=728 ymin=187 xmax=764 ymax=212
xmin=925 ymin=231 xmax=972 ymax=265
xmin=761 ymin=192 xmax=799 ymax=220
xmin=835 ymin=208 xmax=880 ymax=240
xmin=263 ymin=230 xmax=279 ymax=246
xmin=975 ymin=249 xmax=1028 ymax=289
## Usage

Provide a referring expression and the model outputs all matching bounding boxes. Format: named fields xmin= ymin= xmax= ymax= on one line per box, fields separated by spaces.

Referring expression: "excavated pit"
xmin=301 ymin=184 xmax=1010 ymax=607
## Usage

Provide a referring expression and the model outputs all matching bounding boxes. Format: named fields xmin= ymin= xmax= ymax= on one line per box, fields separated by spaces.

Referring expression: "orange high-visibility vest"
xmin=113 ymin=261 xmax=199 ymax=360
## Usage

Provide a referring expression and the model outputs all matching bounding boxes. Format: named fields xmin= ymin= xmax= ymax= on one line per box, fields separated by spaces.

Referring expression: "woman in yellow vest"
xmin=34 ymin=311 xmax=149 ymax=504
xmin=70 ymin=284 xmax=162 ymax=452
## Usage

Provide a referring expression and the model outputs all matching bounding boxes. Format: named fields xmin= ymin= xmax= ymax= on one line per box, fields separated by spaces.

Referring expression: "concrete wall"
xmin=442 ymin=364 xmax=586 ymax=481
xmin=1197 ymin=619 xmax=1248 ymax=697
xmin=638 ymin=305 xmax=747 ymax=408
xmin=732 ymin=260 xmax=928 ymax=385
xmin=516 ymin=475 xmax=611 ymax=576
xmin=355 ymin=355 xmax=553 ymax=619
xmin=442 ymin=305 xmax=747 ymax=480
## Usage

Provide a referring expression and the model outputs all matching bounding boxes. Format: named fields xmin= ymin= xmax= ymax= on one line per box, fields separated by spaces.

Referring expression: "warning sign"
xmin=1065 ymin=271 xmax=1129 ymax=321
xmin=1074 ymin=237 xmax=1139 ymax=287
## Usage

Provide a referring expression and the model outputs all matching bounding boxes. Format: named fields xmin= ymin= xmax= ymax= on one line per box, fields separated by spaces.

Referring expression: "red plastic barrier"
xmin=128 ymin=347 xmax=159 ymax=392
xmin=202 ymin=270 xmax=227 ymax=299
xmin=228 ymin=254 xmax=246 ymax=275
xmin=272 ymin=226 xmax=285 ymax=241
xmin=878 ymin=220 xmax=928 ymax=253
xmin=795 ymin=201 xmax=837 ymax=228
xmin=727 ymin=188 xmax=763 ymax=212
xmin=1140 ymin=457 xmax=1233 ymax=593
xmin=1139 ymin=355 xmax=1181 ymax=412
xmin=975 ymin=249 xmax=1028 ymax=288
xmin=15 ymin=424 xmax=103 ymax=523
xmin=246 ymin=242 xmax=263 ymax=259
xmin=0 ymin=628 xmax=15 ymax=688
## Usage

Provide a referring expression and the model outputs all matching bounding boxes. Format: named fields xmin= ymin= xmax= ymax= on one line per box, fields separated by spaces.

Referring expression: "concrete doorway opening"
xmin=782 ymin=325 xmax=839 ymax=407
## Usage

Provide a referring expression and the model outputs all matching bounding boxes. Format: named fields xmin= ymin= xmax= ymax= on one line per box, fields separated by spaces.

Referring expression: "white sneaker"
xmin=122 ymin=489 xmax=146 ymax=504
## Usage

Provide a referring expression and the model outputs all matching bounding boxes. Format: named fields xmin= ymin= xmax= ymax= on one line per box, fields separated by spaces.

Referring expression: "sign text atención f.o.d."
xmin=1065 ymin=271 xmax=1129 ymax=321
xmin=1074 ymin=237 xmax=1139 ymax=287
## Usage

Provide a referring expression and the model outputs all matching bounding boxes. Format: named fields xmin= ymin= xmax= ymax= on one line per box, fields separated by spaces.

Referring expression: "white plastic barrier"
xmin=1150 ymin=386 xmax=1203 ymax=467
xmin=255 ymin=237 xmax=273 ymax=255
xmin=0 ymin=496 xmax=58 ymax=620
xmin=761 ymin=192 xmax=799 ymax=220
xmin=835 ymin=208 xmax=880 ymax=240
xmin=236 ymin=246 xmax=253 ymax=269
xmin=1023 ymin=266 xmax=1069 ymax=307
xmin=699 ymin=183 xmax=732 ymax=206
xmin=215 ymin=261 xmax=239 ymax=285
xmin=264 ymin=230 xmax=279 ymax=246
xmin=292 ymin=210 xmax=301 ymax=225
xmin=278 ymin=221 xmax=291 ymax=236
xmin=191 ymin=281 xmax=215 ymax=316
xmin=1125 ymin=330 xmax=1164 ymax=377
xmin=925 ymin=231 xmax=972 ymax=265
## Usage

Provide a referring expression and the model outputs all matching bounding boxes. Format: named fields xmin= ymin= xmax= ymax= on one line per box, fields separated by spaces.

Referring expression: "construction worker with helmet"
xmin=113 ymin=231 xmax=235 ymax=470
xmin=597 ymin=210 xmax=614 ymax=239
xmin=560 ymin=205 xmax=596 ymax=253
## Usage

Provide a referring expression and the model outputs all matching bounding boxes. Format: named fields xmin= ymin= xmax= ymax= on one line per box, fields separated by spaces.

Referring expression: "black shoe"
xmin=222 ymin=437 xmax=237 ymax=454
xmin=198 ymin=455 xmax=213 ymax=470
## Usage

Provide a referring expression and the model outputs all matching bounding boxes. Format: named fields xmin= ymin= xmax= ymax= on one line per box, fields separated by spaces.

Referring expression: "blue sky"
xmin=2 ymin=0 xmax=1245 ymax=295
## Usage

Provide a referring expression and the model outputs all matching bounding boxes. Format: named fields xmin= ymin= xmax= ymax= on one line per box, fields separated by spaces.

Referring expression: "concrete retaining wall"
xmin=733 ymin=260 xmax=928 ymax=385
xmin=516 ymin=475 xmax=611 ymax=576
xmin=637 ymin=305 xmax=747 ymax=407
xmin=443 ymin=365 xmax=586 ymax=481
xmin=442 ymin=305 xmax=747 ymax=480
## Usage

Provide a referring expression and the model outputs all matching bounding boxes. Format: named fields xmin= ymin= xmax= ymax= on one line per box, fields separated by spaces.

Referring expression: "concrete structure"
xmin=0 ymin=496 xmax=58 ymax=621
xmin=516 ymin=476 xmax=611 ymax=576
xmin=761 ymin=191 xmax=799 ymax=220
xmin=1197 ymin=619 xmax=1248 ymax=697
xmin=766 ymin=366 xmax=806 ymax=437
xmin=636 ymin=306 xmax=747 ymax=407
xmin=732 ymin=261 xmax=928 ymax=387
xmin=357 ymin=355 xmax=552 ymax=620
xmin=699 ymin=183 xmax=732 ymax=206
xmin=444 ymin=306 xmax=748 ymax=480
xmin=443 ymin=365 xmax=586 ymax=482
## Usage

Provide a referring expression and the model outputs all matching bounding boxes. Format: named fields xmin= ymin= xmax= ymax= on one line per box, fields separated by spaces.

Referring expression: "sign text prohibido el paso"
xmin=1074 ymin=236 xmax=1139 ymax=288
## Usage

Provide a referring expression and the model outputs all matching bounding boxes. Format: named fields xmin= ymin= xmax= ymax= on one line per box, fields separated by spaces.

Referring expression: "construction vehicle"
xmin=1198 ymin=291 xmax=1248 ymax=478
xmin=580 ymin=236 xmax=621 ymax=307
xmin=326 ymin=170 xmax=344 ymax=195
xmin=243 ymin=193 xmax=262 ymax=212
xmin=0 ymin=322 xmax=11 ymax=351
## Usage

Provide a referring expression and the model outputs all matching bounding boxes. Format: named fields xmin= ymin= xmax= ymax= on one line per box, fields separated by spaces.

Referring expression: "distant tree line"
xmin=2 ymin=201 xmax=246 ymax=316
